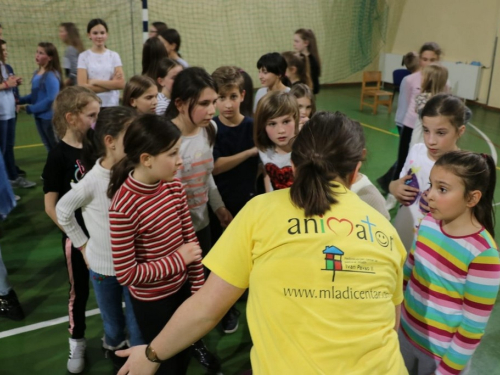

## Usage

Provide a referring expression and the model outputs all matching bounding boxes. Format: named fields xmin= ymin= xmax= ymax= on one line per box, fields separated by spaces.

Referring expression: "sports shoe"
xmin=10 ymin=176 xmax=36 ymax=189
xmin=0 ymin=289 xmax=25 ymax=321
xmin=14 ymin=195 xmax=20 ymax=201
xmin=221 ymin=306 xmax=240 ymax=334
xmin=192 ymin=340 xmax=222 ymax=374
xmin=102 ymin=339 xmax=128 ymax=375
xmin=68 ymin=338 xmax=86 ymax=374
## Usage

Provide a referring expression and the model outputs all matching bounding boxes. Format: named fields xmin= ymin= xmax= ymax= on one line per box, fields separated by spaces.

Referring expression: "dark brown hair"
xmin=165 ymin=67 xmax=217 ymax=145
xmin=159 ymin=28 xmax=181 ymax=52
xmin=38 ymin=42 xmax=63 ymax=89
xmin=59 ymin=22 xmax=84 ymax=53
xmin=419 ymin=42 xmax=442 ymax=58
xmin=155 ymin=57 xmax=182 ymax=90
xmin=108 ymin=114 xmax=181 ymax=199
xmin=402 ymin=51 xmax=419 ymax=72
xmin=290 ymin=111 xmax=365 ymax=217
xmin=82 ymin=106 xmax=136 ymax=171
xmin=434 ymin=151 xmax=496 ymax=237
xmin=254 ymin=91 xmax=299 ymax=151
xmin=142 ymin=37 xmax=168 ymax=80
xmin=123 ymin=75 xmax=157 ymax=109
xmin=295 ymin=29 xmax=321 ymax=76
xmin=282 ymin=51 xmax=312 ymax=89
xmin=420 ymin=94 xmax=466 ymax=130
xmin=152 ymin=22 xmax=168 ymax=35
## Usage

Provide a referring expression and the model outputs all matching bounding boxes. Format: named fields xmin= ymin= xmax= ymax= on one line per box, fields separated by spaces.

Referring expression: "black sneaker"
xmin=221 ymin=307 xmax=240 ymax=334
xmin=192 ymin=340 xmax=222 ymax=374
xmin=0 ymin=289 xmax=25 ymax=321
xmin=102 ymin=341 xmax=128 ymax=375
xmin=16 ymin=166 xmax=26 ymax=177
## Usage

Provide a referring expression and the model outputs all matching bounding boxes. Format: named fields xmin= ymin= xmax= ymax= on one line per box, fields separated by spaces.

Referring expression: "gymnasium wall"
xmin=385 ymin=0 xmax=500 ymax=107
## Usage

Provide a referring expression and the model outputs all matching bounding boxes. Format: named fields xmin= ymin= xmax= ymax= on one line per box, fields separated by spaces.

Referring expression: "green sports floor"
xmin=1 ymin=85 xmax=500 ymax=374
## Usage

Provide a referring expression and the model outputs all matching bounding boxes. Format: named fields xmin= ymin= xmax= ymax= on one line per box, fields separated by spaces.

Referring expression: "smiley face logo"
xmin=375 ymin=231 xmax=389 ymax=247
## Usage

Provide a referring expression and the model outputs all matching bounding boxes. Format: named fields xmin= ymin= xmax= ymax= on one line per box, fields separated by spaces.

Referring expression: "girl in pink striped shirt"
xmin=108 ymin=114 xmax=204 ymax=375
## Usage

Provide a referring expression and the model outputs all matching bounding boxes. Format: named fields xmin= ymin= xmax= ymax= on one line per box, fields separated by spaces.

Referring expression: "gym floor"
xmin=1 ymin=85 xmax=499 ymax=374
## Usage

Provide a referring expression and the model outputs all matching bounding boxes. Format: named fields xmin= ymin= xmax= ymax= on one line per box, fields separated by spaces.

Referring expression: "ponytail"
xmin=477 ymin=154 xmax=496 ymax=237
xmin=81 ymin=128 xmax=100 ymax=172
xmin=107 ymin=156 xmax=135 ymax=199
xmin=290 ymin=111 xmax=365 ymax=217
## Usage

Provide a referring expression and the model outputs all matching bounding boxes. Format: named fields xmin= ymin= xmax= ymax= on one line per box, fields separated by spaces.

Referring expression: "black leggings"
xmin=393 ymin=126 xmax=414 ymax=180
xmin=130 ymin=282 xmax=192 ymax=375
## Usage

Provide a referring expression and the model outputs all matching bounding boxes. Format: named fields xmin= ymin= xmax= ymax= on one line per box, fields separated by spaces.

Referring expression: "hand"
xmin=88 ymin=79 xmax=96 ymax=86
xmin=16 ymin=76 xmax=23 ymax=86
xmin=6 ymin=75 xmax=18 ymax=87
xmin=116 ymin=345 xmax=159 ymax=375
xmin=113 ymin=71 xmax=123 ymax=81
xmin=17 ymin=104 xmax=27 ymax=112
xmin=389 ymin=175 xmax=419 ymax=205
xmin=247 ymin=147 xmax=258 ymax=158
xmin=16 ymin=105 xmax=21 ymax=113
xmin=419 ymin=189 xmax=430 ymax=214
xmin=177 ymin=242 xmax=202 ymax=265
xmin=215 ymin=207 xmax=233 ymax=228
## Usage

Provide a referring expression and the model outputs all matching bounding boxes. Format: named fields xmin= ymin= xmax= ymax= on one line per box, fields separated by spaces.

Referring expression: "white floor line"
xmin=468 ymin=122 xmax=498 ymax=164
xmin=0 ymin=308 xmax=101 ymax=339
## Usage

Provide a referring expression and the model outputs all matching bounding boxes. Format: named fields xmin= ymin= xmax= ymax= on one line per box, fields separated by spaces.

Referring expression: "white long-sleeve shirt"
xmin=56 ymin=158 xmax=115 ymax=275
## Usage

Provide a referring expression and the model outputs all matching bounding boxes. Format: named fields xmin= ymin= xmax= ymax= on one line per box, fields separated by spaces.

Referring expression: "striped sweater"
xmin=401 ymin=214 xmax=500 ymax=375
xmin=109 ymin=174 xmax=205 ymax=301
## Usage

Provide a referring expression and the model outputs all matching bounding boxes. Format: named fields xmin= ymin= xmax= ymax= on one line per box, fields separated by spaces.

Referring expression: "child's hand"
xmin=389 ymin=175 xmax=419 ymax=205
xmin=15 ymin=76 xmax=23 ymax=86
xmin=419 ymin=189 xmax=430 ymax=214
xmin=216 ymin=207 xmax=233 ymax=228
xmin=6 ymin=75 xmax=18 ymax=87
xmin=177 ymin=242 xmax=202 ymax=265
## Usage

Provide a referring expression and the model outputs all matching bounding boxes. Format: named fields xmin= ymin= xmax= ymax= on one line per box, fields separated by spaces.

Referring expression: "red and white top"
xmin=109 ymin=174 xmax=204 ymax=301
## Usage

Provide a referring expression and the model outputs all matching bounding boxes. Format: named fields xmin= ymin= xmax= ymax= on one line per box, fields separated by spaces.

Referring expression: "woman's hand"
xmin=215 ymin=207 xmax=233 ymax=228
xmin=389 ymin=175 xmax=419 ymax=205
xmin=116 ymin=345 xmax=160 ymax=375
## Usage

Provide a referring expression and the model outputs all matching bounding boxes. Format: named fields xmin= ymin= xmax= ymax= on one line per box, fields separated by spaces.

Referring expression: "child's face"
xmin=265 ymin=113 xmax=296 ymax=150
xmin=35 ymin=47 xmax=51 ymax=67
xmin=422 ymin=115 xmax=464 ymax=161
xmin=184 ymin=87 xmax=217 ymax=127
xmin=216 ymin=87 xmax=244 ymax=122
xmin=88 ymin=24 xmax=108 ymax=48
xmin=149 ymin=138 xmax=183 ymax=182
xmin=419 ymin=51 xmax=439 ymax=68
xmin=58 ymin=26 xmax=68 ymax=42
xmin=74 ymin=100 xmax=100 ymax=135
xmin=293 ymin=34 xmax=308 ymax=53
xmin=258 ymin=68 xmax=279 ymax=89
xmin=297 ymin=96 xmax=313 ymax=120
xmin=427 ymin=165 xmax=470 ymax=225
xmin=131 ymin=85 xmax=158 ymax=114
xmin=158 ymin=65 xmax=183 ymax=96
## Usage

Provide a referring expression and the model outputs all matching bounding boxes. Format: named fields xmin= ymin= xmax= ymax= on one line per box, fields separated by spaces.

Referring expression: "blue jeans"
xmin=34 ymin=117 xmax=58 ymax=152
xmin=0 ymin=245 xmax=12 ymax=296
xmin=0 ymin=118 xmax=18 ymax=180
xmin=90 ymin=269 xmax=144 ymax=347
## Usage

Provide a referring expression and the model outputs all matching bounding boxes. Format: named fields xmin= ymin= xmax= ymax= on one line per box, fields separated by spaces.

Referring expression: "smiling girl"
xmin=389 ymin=94 xmax=466 ymax=250
xmin=19 ymin=42 xmax=62 ymax=152
xmin=77 ymin=19 xmax=125 ymax=107
xmin=253 ymin=52 xmax=291 ymax=113
xmin=254 ymin=91 xmax=299 ymax=192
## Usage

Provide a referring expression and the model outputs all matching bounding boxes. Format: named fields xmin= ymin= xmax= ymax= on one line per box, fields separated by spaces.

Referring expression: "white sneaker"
xmin=385 ymin=194 xmax=398 ymax=211
xmin=68 ymin=338 xmax=86 ymax=373
xmin=10 ymin=176 xmax=36 ymax=189
xmin=14 ymin=195 xmax=20 ymax=201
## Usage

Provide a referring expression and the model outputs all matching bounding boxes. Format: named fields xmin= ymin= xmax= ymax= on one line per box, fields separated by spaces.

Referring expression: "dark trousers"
xmin=394 ymin=126 xmax=414 ymax=180
xmin=130 ymin=282 xmax=192 ymax=375
xmin=62 ymin=236 xmax=89 ymax=339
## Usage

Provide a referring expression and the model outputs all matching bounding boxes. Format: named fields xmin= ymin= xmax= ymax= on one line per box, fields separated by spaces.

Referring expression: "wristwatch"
xmin=145 ymin=344 xmax=164 ymax=363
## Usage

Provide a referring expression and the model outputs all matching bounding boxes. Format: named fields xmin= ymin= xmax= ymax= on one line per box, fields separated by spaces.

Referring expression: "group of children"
xmin=0 ymin=18 xmax=499 ymax=375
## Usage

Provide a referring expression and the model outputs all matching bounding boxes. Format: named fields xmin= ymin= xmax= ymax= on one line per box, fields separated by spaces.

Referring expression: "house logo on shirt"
xmin=322 ymin=245 xmax=375 ymax=282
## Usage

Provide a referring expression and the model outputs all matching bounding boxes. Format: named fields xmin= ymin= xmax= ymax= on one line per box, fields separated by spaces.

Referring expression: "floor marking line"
xmin=13 ymin=143 xmax=44 ymax=150
xmin=360 ymin=122 xmax=399 ymax=137
xmin=468 ymin=122 xmax=498 ymax=164
xmin=0 ymin=308 xmax=101 ymax=339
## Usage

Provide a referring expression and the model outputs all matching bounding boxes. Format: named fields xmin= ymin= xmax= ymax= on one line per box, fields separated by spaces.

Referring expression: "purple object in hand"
xmin=404 ymin=168 xmax=420 ymax=205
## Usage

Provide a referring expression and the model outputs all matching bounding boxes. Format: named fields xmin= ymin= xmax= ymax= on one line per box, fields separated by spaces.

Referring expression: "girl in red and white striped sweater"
xmin=108 ymin=114 xmax=204 ymax=375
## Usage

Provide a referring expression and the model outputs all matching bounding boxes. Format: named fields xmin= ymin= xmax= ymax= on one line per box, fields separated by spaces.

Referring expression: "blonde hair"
xmin=254 ymin=91 xmax=299 ymax=151
xmin=421 ymin=64 xmax=448 ymax=96
xmin=123 ymin=75 xmax=156 ymax=108
xmin=53 ymin=86 xmax=101 ymax=138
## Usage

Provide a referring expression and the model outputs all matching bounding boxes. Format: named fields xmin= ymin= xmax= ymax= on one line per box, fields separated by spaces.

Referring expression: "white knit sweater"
xmin=56 ymin=158 xmax=115 ymax=275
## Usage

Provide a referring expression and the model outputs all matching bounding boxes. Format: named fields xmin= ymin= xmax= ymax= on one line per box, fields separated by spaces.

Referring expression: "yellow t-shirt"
xmin=204 ymin=186 xmax=408 ymax=375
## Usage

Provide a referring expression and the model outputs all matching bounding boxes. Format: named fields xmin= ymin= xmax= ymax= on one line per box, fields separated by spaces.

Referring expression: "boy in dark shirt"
xmin=210 ymin=66 xmax=259 ymax=333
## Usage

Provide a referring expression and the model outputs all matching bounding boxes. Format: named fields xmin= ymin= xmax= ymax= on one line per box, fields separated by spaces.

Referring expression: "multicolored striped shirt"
xmin=401 ymin=214 xmax=500 ymax=375
xmin=109 ymin=174 xmax=204 ymax=301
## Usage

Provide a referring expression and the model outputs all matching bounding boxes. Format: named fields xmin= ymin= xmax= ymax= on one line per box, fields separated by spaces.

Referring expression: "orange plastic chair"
xmin=360 ymin=71 xmax=394 ymax=115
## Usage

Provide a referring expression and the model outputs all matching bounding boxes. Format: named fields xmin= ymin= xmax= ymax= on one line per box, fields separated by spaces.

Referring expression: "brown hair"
xmin=108 ymin=114 xmax=181 ymax=199
xmin=290 ymin=111 xmax=365 ymax=217
xmin=155 ymin=57 xmax=182 ymax=90
xmin=59 ymin=23 xmax=84 ymax=53
xmin=282 ymin=51 xmax=312 ymax=89
xmin=254 ymin=91 xmax=299 ymax=151
xmin=152 ymin=22 xmax=168 ymax=35
xmin=421 ymin=64 xmax=448 ymax=96
xmin=402 ymin=51 xmax=419 ymax=73
xmin=0 ymin=39 xmax=5 ymax=84
xmin=141 ymin=37 xmax=168 ymax=81
xmin=211 ymin=66 xmax=245 ymax=95
xmin=38 ymin=42 xmax=63 ymax=89
xmin=123 ymin=75 xmax=157 ymax=108
xmin=295 ymin=29 xmax=321 ymax=76
xmin=419 ymin=42 xmax=442 ymax=58
xmin=420 ymin=94 xmax=466 ymax=130
xmin=52 ymin=86 xmax=101 ymax=138
xmin=289 ymin=83 xmax=316 ymax=116
xmin=434 ymin=151 xmax=496 ymax=237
